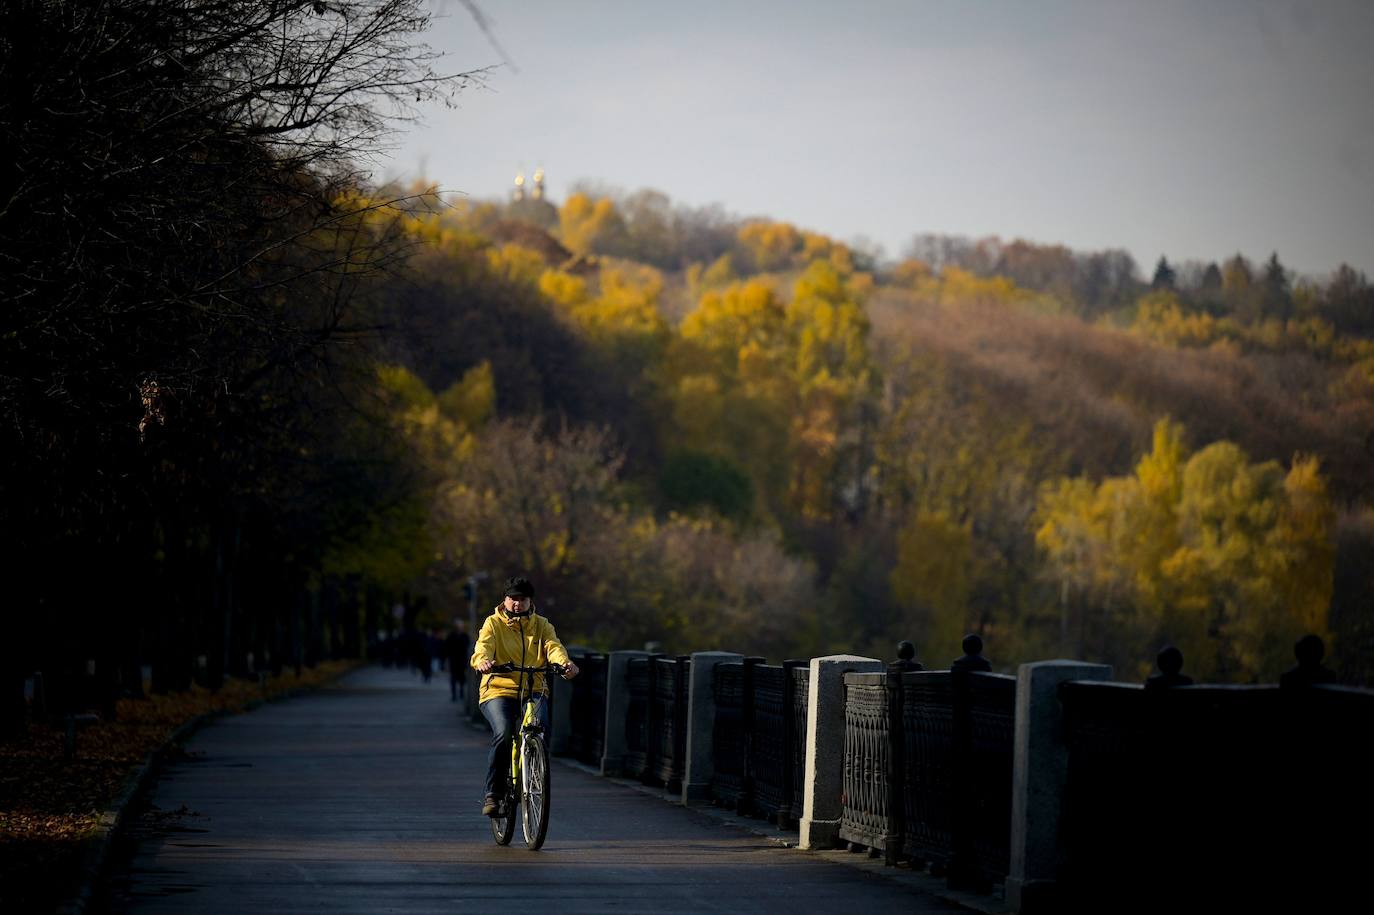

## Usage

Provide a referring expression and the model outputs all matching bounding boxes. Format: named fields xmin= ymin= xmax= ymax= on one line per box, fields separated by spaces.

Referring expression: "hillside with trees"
xmin=4 ymin=2 xmax=1372 ymax=741
xmin=344 ymin=180 xmax=1374 ymax=684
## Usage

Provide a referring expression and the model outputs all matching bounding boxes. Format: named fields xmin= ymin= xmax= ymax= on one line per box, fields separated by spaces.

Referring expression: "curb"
xmin=53 ymin=663 xmax=363 ymax=915
xmin=54 ymin=710 xmax=218 ymax=915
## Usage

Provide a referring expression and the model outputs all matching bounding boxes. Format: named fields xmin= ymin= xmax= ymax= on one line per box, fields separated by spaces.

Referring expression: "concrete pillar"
xmin=798 ymin=654 xmax=883 ymax=850
xmin=600 ymin=650 xmax=650 ymax=776
xmin=1006 ymin=660 xmax=1113 ymax=913
xmin=681 ymin=651 xmax=743 ymax=803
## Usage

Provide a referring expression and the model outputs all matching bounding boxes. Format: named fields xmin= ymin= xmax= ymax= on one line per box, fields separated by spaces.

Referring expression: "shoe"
xmin=482 ymin=796 xmax=499 ymax=817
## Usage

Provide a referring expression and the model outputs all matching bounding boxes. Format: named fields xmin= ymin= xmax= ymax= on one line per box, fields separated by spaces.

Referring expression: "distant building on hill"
xmin=508 ymin=168 xmax=557 ymax=230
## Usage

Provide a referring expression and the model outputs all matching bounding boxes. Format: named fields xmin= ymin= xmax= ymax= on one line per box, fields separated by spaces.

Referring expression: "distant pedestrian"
xmin=413 ymin=628 xmax=433 ymax=682
xmin=429 ymin=629 xmax=444 ymax=676
xmin=446 ymin=620 xmax=470 ymax=701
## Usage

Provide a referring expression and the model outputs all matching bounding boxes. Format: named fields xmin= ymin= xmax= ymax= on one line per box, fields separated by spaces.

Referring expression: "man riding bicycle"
xmin=471 ymin=576 xmax=579 ymax=816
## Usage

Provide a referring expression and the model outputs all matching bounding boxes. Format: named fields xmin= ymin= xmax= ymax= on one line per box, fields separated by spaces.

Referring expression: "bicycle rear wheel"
xmin=520 ymin=732 xmax=550 ymax=849
xmin=490 ymin=780 xmax=515 ymax=846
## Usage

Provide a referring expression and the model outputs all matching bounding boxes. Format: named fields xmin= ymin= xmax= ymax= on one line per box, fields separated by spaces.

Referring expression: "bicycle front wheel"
xmin=490 ymin=780 xmax=515 ymax=846
xmin=520 ymin=732 xmax=550 ymax=850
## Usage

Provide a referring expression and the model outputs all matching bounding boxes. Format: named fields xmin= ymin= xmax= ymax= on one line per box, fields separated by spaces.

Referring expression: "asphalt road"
xmin=98 ymin=665 xmax=970 ymax=914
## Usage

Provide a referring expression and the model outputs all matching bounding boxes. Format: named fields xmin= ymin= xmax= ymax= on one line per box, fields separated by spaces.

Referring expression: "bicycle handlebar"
xmin=483 ymin=662 xmax=571 ymax=677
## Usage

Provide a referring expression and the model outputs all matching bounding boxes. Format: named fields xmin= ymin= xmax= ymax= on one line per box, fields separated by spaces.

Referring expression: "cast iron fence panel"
xmin=623 ymin=656 xmax=651 ymax=778
xmin=966 ymin=671 xmax=1015 ymax=883
xmin=1057 ymin=682 xmax=1284 ymax=909
xmin=712 ymin=661 xmax=746 ymax=805
xmin=901 ymin=670 xmax=955 ymax=866
xmin=791 ymin=664 xmax=810 ymax=816
xmin=569 ymin=652 xmax=607 ymax=766
xmin=651 ymin=656 xmax=689 ymax=788
xmin=839 ymin=672 xmax=894 ymax=851
xmin=749 ymin=664 xmax=787 ymax=819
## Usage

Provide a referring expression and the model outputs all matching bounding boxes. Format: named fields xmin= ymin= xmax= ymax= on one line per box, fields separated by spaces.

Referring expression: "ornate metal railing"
xmin=964 ymin=671 xmax=1015 ymax=883
xmin=553 ymin=635 xmax=1371 ymax=910
xmin=651 ymin=655 xmax=690 ymax=789
xmin=622 ymin=655 xmax=653 ymax=779
xmin=1058 ymin=681 xmax=1291 ymax=907
xmin=749 ymin=663 xmax=788 ymax=819
xmin=711 ymin=661 xmax=747 ymax=805
xmin=831 ymin=666 xmax=1014 ymax=883
xmin=790 ymin=662 xmax=810 ymax=823
xmin=902 ymin=671 xmax=955 ymax=867
xmin=839 ymin=672 xmax=895 ymax=851
xmin=1056 ymin=679 xmax=1146 ymax=904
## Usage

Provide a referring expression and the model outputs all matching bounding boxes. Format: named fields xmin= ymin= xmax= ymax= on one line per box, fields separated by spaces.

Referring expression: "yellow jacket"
xmin=469 ymin=607 xmax=571 ymax=704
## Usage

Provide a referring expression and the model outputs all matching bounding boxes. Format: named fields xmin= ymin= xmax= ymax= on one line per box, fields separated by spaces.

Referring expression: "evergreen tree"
xmin=1151 ymin=256 xmax=1177 ymax=291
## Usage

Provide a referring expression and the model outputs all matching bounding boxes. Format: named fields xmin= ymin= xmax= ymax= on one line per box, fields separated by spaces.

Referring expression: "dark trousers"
xmin=479 ymin=695 xmax=547 ymax=799
xmin=450 ymin=670 xmax=464 ymax=701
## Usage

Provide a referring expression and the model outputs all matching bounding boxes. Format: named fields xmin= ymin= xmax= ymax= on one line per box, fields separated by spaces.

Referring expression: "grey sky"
xmin=382 ymin=0 xmax=1374 ymax=278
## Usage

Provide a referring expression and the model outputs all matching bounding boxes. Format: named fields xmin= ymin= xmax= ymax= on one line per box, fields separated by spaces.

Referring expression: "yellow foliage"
xmin=558 ymin=192 xmax=627 ymax=256
xmin=789 ymin=260 xmax=871 ymax=392
xmin=890 ymin=511 xmax=975 ymax=653
xmin=934 ymin=267 xmax=1031 ymax=307
xmin=376 ymin=364 xmax=435 ymax=410
xmin=580 ymin=266 xmax=667 ymax=339
xmin=538 ymin=269 xmax=590 ymax=310
xmin=1132 ymin=291 xmax=1219 ymax=347
xmin=680 ymin=279 xmax=786 ymax=375
xmin=891 ymin=258 xmax=933 ymax=288
xmin=485 ymin=243 xmax=545 ymax=287
xmin=541 ymin=264 xmax=667 ymax=354
xmin=670 ymin=374 xmax=725 ymax=443
xmin=738 ymin=220 xmax=802 ymax=271
xmin=1035 ymin=419 xmax=1336 ymax=681
xmin=438 ymin=361 xmax=495 ymax=430
xmin=701 ymin=252 xmax=737 ymax=288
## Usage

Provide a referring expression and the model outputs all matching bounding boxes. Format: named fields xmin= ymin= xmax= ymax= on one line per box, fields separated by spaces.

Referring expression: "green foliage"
xmin=659 ymin=451 xmax=754 ymax=521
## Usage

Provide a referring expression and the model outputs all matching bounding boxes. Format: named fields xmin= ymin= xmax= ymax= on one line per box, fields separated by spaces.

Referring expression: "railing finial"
xmin=1280 ymin=634 xmax=1338 ymax=689
xmin=952 ymin=633 xmax=991 ymax=672
xmin=1144 ymin=645 xmax=1193 ymax=690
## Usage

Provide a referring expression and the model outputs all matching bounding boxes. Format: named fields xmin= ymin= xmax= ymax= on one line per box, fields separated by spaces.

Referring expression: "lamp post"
xmin=464 ymin=571 xmax=488 ymax=720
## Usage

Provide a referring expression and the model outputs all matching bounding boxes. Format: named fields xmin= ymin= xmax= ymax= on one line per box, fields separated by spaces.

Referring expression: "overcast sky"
xmin=380 ymin=0 xmax=1374 ymax=278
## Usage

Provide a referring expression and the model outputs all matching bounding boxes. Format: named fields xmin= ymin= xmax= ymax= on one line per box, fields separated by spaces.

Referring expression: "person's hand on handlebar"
xmin=561 ymin=660 xmax=579 ymax=679
xmin=476 ymin=659 xmax=496 ymax=674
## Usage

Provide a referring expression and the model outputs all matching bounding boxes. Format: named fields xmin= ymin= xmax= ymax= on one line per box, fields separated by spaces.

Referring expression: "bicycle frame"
xmin=486 ymin=659 xmax=563 ymax=848
xmin=507 ymin=692 xmax=542 ymax=788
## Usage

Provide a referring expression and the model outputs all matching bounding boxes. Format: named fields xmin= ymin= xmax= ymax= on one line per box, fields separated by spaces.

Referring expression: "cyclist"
xmin=471 ymin=576 xmax=579 ymax=816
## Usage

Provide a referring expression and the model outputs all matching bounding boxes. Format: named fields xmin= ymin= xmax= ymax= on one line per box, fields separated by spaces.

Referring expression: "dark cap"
xmin=503 ymin=576 xmax=535 ymax=599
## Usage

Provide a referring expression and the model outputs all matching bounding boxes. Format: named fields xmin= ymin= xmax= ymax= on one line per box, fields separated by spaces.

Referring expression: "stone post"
xmin=1006 ymin=660 xmax=1113 ymax=913
xmin=798 ymin=654 xmax=883 ymax=850
xmin=681 ymin=651 xmax=743 ymax=803
xmin=600 ymin=650 xmax=650 ymax=776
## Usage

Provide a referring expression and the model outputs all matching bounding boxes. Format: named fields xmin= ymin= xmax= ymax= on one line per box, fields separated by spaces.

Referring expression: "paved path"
xmin=98 ymin=666 xmax=969 ymax=913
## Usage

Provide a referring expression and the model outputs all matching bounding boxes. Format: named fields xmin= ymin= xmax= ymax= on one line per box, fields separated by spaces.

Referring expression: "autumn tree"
xmin=0 ymin=0 xmax=475 ymax=727
xmin=558 ymin=192 xmax=629 ymax=257
xmin=1036 ymin=420 xmax=1336 ymax=681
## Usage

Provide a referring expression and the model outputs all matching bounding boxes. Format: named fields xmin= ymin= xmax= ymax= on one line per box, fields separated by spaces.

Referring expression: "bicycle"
xmin=484 ymin=661 xmax=566 ymax=850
